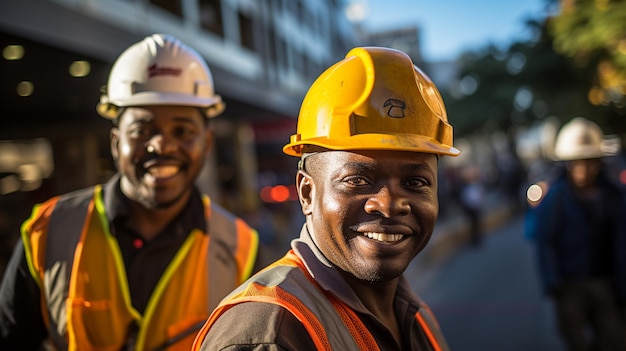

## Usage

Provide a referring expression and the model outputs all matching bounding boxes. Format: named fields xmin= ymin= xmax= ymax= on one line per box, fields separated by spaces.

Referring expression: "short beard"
xmin=121 ymin=177 xmax=188 ymax=210
xmin=137 ymin=189 xmax=187 ymax=210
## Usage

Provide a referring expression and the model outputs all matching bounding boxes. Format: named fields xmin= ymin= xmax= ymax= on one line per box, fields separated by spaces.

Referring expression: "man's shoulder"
xmin=203 ymin=301 xmax=315 ymax=351
xmin=206 ymin=198 xmax=238 ymax=222
xmin=26 ymin=186 xmax=98 ymax=225
xmin=57 ymin=186 xmax=98 ymax=203
xmin=536 ymin=179 xmax=567 ymax=206
xmin=39 ymin=186 xmax=100 ymax=219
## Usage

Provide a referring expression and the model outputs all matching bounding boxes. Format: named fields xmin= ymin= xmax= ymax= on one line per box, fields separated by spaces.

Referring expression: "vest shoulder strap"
xmin=207 ymin=200 xmax=240 ymax=311
xmin=45 ymin=186 xmax=97 ymax=349
xmin=415 ymin=306 xmax=450 ymax=351
xmin=46 ymin=187 xmax=95 ymax=269
xmin=197 ymin=252 xmax=375 ymax=351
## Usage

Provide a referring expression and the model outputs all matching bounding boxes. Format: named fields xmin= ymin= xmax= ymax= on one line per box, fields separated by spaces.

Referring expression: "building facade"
xmin=0 ymin=0 xmax=360 ymax=267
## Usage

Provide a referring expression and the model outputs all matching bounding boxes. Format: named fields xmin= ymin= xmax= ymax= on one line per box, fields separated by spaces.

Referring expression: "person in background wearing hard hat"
xmin=192 ymin=47 xmax=458 ymax=351
xmin=0 ymin=34 xmax=261 ymax=351
xmin=532 ymin=117 xmax=626 ymax=351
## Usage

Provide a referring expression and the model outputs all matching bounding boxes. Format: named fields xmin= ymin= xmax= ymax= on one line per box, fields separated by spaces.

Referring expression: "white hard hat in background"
xmin=554 ymin=117 xmax=608 ymax=161
xmin=97 ymin=33 xmax=225 ymax=119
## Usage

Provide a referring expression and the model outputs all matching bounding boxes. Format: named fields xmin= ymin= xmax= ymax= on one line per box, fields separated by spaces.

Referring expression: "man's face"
xmin=298 ymin=150 xmax=439 ymax=283
xmin=111 ymin=105 xmax=211 ymax=209
xmin=566 ymin=158 xmax=602 ymax=189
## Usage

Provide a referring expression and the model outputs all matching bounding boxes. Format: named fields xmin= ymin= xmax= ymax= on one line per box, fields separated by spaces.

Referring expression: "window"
xmin=199 ymin=0 xmax=224 ymax=37
xmin=238 ymin=11 xmax=254 ymax=50
xmin=149 ymin=0 xmax=182 ymax=17
xmin=268 ymin=27 xmax=277 ymax=64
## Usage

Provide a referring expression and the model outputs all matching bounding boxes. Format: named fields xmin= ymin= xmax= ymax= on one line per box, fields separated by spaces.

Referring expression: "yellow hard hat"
xmin=283 ymin=47 xmax=460 ymax=157
xmin=97 ymin=34 xmax=225 ymax=120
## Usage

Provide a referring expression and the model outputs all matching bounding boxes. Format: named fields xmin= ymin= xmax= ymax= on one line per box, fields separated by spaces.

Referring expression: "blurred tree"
xmin=548 ymin=0 xmax=626 ymax=112
xmin=445 ymin=18 xmax=599 ymax=136
xmin=444 ymin=8 xmax=625 ymax=139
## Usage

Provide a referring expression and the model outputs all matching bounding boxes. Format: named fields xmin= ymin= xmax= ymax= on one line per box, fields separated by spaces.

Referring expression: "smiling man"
xmin=193 ymin=47 xmax=460 ymax=351
xmin=0 ymin=34 xmax=260 ymax=351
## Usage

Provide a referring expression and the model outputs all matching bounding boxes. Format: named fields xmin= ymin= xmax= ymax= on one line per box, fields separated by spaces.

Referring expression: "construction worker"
xmin=193 ymin=47 xmax=459 ymax=351
xmin=532 ymin=117 xmax=626 ymax=351
xmin=0 ymin=34 xmax=260 ymax=351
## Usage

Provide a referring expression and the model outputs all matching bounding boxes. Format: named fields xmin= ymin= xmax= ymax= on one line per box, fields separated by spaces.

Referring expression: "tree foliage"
xmin=548 ymin=0 xmax=626 ymax=110
xmin=443 ymin=2 xmax=626 ymax=140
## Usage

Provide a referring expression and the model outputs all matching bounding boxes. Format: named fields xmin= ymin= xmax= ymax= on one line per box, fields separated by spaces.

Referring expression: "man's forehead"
xmin=305 ymin=149 xmax=438 ymax=169
xmin=118 ymin=105 xmax=203 ymax=123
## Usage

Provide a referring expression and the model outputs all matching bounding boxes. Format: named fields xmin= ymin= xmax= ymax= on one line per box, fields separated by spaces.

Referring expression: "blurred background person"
xmin=458 ymin=165 xmax=486 ymax=247
xmin=531 ymin=117 xmax=626 ymax=351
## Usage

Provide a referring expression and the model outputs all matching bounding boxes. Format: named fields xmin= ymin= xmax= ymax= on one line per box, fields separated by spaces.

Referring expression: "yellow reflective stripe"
xmin=135 ymin=229 xmax=203 ymax=350
xmin=93 ymin=185 xmax=110 ymax=234
xmin=201 ymin=195 xmax=211 ymax=214
xmin=93 ymin=185 xmax=141 ymax=322
xmin=20 ymin=203 xmax=44 ymax=287
xmin=239 ymin=229 xmax=259 ymax=283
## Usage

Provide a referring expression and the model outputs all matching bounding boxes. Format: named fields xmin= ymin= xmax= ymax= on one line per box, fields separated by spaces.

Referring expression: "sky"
xmin=350 ymin=0 xmax=552 ymax=62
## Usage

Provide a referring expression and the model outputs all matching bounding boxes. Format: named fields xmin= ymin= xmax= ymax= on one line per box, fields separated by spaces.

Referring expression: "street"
xmin=408 ymin=215 xmax=566 ymax=351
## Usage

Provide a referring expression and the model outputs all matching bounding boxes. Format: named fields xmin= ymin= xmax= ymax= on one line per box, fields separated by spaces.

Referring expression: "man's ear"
xmin=110 ymin=127 xmax=120 ymax=163
xmin=297 ymin=170 xmax=314 ymax=216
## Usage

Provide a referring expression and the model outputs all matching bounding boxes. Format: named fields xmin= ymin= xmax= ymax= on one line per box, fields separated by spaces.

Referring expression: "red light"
xmin=260 ymin=184 xmax=299 ymax=203
xmin=260 ymin=186 xmax=273 ymax=202
xmin=620 ymin=170 xmax=626 ymax=185
xmin=270 ymin=185 xmax=290 ymax=202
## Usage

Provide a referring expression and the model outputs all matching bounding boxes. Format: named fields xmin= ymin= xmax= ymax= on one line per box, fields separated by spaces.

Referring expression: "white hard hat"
xmin=97 ymin=33 xmax=225 ymax=119
xmin=554 ymin=117 xmax=606 ymax=161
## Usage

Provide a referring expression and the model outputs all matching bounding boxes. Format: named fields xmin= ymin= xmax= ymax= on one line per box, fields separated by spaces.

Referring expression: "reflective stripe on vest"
xmin=45 ymin=189 xmax=92 ymax=349
xmin=22 ymin=185 xmax=258 ymax=351
xmin=193 ymin=250 xmax=448 ymax=351
xmin=206 ymin=201 xmax=258 ymax=311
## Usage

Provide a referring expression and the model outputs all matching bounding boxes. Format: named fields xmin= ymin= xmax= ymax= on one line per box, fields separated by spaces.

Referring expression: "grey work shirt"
xmin=201 ymin=225 xmax=437 ymax=351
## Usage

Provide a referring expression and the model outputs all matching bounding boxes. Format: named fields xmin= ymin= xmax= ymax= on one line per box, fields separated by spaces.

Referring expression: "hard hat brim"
xmin=554 ymin=149 xmax=607 ymax=161
xmin=97 ymin=92 xmax=225 ymax=119
xmin=283 ymin=133 xmax=461 ymax=157
xmin=553 ymin=117 xmax=609 ymax=161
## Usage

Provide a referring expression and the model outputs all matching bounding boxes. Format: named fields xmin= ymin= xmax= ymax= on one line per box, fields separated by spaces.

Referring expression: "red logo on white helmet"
xmin=148 ymin=63 xmax=181 ymax=78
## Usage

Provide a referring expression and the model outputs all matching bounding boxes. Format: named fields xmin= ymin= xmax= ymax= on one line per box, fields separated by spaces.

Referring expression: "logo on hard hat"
xmin=148 ymin=64 xmax=182 ymax=78
xmin=577 ymin=131 xmax=594 ymax=146
xmin=383 ymin=99 xmax=406 ymax=118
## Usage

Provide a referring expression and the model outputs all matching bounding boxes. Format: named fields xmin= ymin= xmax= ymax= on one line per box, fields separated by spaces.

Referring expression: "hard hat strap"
xmin=298 ymin=152 xmax=317 ymax=171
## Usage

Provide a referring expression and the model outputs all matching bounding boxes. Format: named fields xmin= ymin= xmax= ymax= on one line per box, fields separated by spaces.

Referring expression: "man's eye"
xmin=128 ymin=126 xmax=149 ymax=138
xmin=345 ymin=176 xmax=368 ymax=186
xmin=174 ymin=126 xmax=197 ymax=139
xmin=406 ymin=178 xmax=429 ymax=188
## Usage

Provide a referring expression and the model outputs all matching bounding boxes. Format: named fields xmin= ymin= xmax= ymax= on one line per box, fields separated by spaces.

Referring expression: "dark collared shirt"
xmin=103 ymin=174 xmax=206 ymax=312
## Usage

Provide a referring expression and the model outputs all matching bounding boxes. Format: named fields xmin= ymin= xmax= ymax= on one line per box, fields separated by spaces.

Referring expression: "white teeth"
xmin=363 ymin=232 xmax=404 ymax=242
xmin=148 ymin=165 xmax=179 ymax=178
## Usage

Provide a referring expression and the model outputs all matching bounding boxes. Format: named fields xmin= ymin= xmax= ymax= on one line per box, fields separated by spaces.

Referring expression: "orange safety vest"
xmin=21 ymin=185 xmax=259 ymax=351
xmin=193 ymin=250 xmax=449 ymax=351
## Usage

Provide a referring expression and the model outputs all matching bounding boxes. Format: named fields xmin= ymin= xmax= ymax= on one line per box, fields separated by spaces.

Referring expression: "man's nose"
xmin=146 ymin=134 xmax=176 ymax=154
xmin=364 ymin=186 xmax=411 ymax=218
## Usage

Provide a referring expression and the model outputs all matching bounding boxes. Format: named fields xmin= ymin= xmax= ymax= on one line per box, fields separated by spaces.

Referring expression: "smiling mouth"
xmin=147 ymin=165 xmax=180 ymax=178
xmin=363 ymin=232 xmax=405 ymax=242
